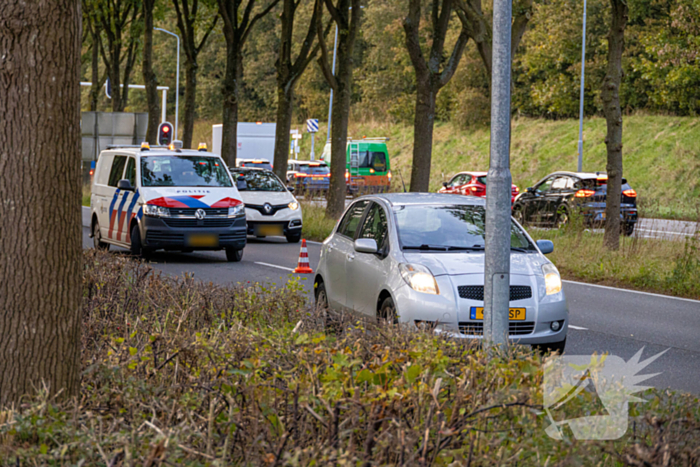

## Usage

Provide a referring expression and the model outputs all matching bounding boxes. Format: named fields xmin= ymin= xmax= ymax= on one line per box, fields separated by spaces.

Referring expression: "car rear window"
xmin=298 ymin=164 xmax=330 ymax=175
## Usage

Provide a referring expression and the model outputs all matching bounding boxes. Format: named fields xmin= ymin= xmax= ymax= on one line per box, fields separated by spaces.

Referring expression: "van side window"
xmin=108 ymin=156 xmax=127 ymax=187
xmin=124 ymin=157 xmax=136 ymax=187
xmin=95 ymin=154 xmax=114 ymax=186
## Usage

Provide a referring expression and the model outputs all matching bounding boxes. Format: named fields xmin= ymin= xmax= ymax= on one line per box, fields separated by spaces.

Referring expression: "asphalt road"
xmin=81 ymin=208 xmax=700 ymax=394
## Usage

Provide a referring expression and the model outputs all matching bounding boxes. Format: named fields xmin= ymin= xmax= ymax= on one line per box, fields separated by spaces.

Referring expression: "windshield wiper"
xmin=403 ymin=244 xmax=448 ymax=251
xmin=446 ymin=245 xmax=485 ymax=251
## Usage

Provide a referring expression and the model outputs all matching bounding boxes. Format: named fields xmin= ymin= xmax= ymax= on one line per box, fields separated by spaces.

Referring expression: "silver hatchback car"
xmin=314 ymin=193 xmax=568 ymax=351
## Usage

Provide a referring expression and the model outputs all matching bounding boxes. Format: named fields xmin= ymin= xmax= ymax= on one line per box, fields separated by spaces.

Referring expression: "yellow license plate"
xmin=470 ymin=307 xmax=526 ymax=321
xmin=255 ymin=224 xmax=284 ymax=236
xmin=186 ymin=233 xmax=219 ymax=247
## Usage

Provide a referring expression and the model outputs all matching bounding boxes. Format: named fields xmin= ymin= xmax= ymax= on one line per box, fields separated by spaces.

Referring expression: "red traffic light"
xmin=157 ymin=122 xmax=174 ymax=146
xmin=162 ymin=126 xmax=169 ymax=133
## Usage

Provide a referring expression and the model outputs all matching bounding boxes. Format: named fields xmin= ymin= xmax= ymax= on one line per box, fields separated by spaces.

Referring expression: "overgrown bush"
xmin=0 ymin=250 xmax=698 ymax=465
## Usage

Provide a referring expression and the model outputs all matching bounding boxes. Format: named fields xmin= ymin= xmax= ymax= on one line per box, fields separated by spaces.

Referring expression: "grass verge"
xmin=300 ymin=201 xmax=337 ymax=242
xmin=0 ymin=250 xmax=698 ymax=464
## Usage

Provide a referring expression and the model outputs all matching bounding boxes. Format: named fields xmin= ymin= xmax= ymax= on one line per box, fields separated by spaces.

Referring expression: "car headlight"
xmin=399 ymin=263 xmax=439 ymax=295
xmin=143 ymin=204 xmax=170 ymax=218
xmin=288 ymin=201 xmax=299 ymax=211
xmin=542 ymin=263 xmax=562 ymax=295
xmin=228 ymin=204 xmax=245 ymax=217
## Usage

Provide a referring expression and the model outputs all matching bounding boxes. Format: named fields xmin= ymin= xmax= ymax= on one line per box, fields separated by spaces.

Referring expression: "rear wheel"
xmin=93 ymin=220 xmax=109 ymax=251
xmin=622 ymin=223 xmax=635 ymax=237
xmin=286 ymin=232 xmax=302 ymax=243
xmin=225 ymin=247 xmax=243 ymax=262
xmin=555 ymin=206 xmax=569 ymax=228
xmin=130 ymin=224 xmax=151 ymax=259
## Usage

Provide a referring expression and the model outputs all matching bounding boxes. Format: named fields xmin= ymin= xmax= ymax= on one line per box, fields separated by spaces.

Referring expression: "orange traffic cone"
xmin=294 ymin=239 xmax=313 ymax=274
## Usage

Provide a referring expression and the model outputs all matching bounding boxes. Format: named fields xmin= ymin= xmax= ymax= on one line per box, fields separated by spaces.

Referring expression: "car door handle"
xmin=347 ymin=253 xmax=355 ymax=261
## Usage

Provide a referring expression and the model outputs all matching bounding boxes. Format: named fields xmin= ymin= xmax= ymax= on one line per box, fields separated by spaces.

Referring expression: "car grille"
xmin=219 ymin=232 xmax=247 ymax=242
xmin=169 ymin=208 xmax=228 ymax=217
xmin=457 ymin=285 xmax=532 ymax=301
xmin=146 ymin=231 xmax=185 ymax=243
xmin=458 ymin=321 xmax=535 ymax=336
xmin=163 ymin=218 xmax=234 ymax=228
xmin=246 ymin=204 xmax=289 ymax=216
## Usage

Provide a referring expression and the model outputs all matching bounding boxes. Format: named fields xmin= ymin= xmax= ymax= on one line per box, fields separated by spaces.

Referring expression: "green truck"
xmin=320 ymin=137 xmax=392 ymax=194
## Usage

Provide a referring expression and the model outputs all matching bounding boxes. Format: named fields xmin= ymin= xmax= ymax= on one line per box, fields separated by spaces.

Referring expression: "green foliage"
xmin=1 ymin=250 xmax=699 ymax=464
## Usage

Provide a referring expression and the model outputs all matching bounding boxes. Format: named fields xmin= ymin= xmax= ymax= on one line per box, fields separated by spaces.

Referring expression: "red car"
xmin=439 ymin=171 xmax=519 ymax=204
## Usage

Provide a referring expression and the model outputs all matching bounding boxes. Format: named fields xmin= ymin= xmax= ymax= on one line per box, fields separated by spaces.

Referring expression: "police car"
xmin=89 ymin=140 xmax=247 ymax=262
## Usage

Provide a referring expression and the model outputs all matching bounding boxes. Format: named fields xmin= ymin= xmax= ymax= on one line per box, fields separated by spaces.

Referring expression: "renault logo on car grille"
xmin=195 ymin=208 xmax=206 ymax=220
xmin=263 ymin=203 xmax=272 ymax=214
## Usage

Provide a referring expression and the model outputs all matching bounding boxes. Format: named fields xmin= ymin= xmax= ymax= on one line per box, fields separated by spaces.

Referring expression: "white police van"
xmin=89 ymin=143 xmax=247 ymax=261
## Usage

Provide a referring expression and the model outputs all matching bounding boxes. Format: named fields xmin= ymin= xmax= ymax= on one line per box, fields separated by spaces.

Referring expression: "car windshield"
xmin=231 ymin=170 xmax=285 ymax=192
xmin=394 ymin=204 xmax=535 ymax=251
xmin=298 ymin=164 xmax=330 ymax=175
xmin=141 ymin=156 xmax=232 ymax=187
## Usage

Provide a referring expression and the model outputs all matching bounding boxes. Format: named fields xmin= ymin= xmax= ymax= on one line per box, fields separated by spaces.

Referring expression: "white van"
xmin=89 ymin=144 xmax=247 ymax=262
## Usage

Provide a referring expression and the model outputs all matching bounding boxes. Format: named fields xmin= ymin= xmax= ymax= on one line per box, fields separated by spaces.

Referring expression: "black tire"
xmin=622 ymin=223 xmax=635 ymax=237
xmin=512 ymin=206 xmax=526 ymax=226
xmin=286 ymin=232 xmax=302 ymax=243
xmin=225 ymin=247 xmax=243 ymax=262
xmin=315 ymin=281 xmax=328 ymax=311
xmin=130 ymin=224 xmax=150 ymax=258
xmin=534 ymin=337 xmax=566 ymax=355
xmin=378 ymin=296 xmax=398 ymax=325
xmin=93 ymin=220 xmax=109 ymax=251
xmin=554 ymin=206 xmax=569 ymax=228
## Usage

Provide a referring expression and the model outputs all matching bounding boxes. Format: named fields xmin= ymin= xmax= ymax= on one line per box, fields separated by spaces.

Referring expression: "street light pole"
xmin=154 ymin=27 xmax=180 ymax=140
xmin=326 ymin=25 xmax=339 ymax=144
xmin=577 ymin=0 xmax=587 ymax=172
xmin=484 ymin=0 xmax=513 ymax=351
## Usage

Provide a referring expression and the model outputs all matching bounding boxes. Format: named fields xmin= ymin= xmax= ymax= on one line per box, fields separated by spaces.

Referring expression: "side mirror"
xmin=354 ymin=238 xmax=378 ymax=254
xmin=287 ymin=186 xmax=295 ymax=193
xmin=236 ymin=175 xmax=247 ymax=191
xmin=442 ymin=182 xmax=449 ymax=188
xmin=536 ymin=240 xmax=554 ymax=255
xmin=117 ymin=179 xmax=134 ymax=191
xmin=527 ymin=187 xmax=535 ymax=194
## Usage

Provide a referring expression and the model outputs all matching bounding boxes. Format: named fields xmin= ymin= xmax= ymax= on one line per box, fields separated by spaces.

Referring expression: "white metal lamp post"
xmin=577 ymin=0 xmax=587 ymax=172
xmin=154 ymin=27 xmax=181 ymax=140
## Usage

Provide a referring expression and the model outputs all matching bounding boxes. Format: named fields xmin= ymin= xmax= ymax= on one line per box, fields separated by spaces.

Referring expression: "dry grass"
xmin=1 ymin=250 xmax=699 ymax=465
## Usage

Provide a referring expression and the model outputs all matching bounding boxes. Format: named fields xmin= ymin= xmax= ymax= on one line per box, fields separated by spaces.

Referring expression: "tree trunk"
xmin=183 ymin=60 xmax=197 ymax=149
xmin=0 ymin=0 xmax=82 ymax=406
xmin=326 ymin=71 xmax=352 ymax=219
xmin=109 ymin=41 xmax=122 ymax=112
xmin=221 ymin=47 xmax=241 ymax=167
xmin=409 ymin=82 xmax=437 ymax=192
xmin=273 ymin=86 xmax=294 ymax=181
xmin=143 ymin=0 xmax=160 ymax=144
xmin=602 ymin=0 xmax=628 ymax=251
xmin=90 ymin=27 xmax=100 ymax=111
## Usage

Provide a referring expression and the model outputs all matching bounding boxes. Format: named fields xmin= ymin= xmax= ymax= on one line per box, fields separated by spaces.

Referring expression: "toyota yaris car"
xmin=314 ymin=193 xmax=568 ymax=351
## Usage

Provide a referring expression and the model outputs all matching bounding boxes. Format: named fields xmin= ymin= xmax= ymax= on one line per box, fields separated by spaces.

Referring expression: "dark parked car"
xmin=512 ymin=171 xmax=638 ymax=235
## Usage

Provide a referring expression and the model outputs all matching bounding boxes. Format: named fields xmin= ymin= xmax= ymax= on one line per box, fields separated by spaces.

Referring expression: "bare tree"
xmin=0 ymin=0 xmax=82 ymax=405
xmin=316 ymin=0 xmax=361 ymax=219
xmin=602 ymin=0 xmax=628 ymax=250
xmin=143 ymin=0 xmax=160 ymax=143
xmin=272 ymin=0 xmax=326 ymax=181
xmin=96 ymin=0 xmax=142 ymax=112
xmin=173 ymin=0 xmax=219 ymax=149
xmin=217 ymin=0 xmax=281 ymax=167
xmin=403 ymin=0 xmax=469 ymax=192
xmin=455 ymin=0 xmax=533 ymax=84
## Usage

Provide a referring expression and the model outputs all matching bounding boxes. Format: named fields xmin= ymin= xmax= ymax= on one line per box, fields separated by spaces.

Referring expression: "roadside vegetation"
xmin=1 ymin=250 xmax=698 ymax=464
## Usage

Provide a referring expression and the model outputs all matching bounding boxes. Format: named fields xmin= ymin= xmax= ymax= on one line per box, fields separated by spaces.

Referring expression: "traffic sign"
xmin=307 ymin=119 xmax=319 ymax=133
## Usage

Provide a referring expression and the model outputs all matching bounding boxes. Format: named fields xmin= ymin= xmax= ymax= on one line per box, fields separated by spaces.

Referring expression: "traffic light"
xmin=157 ymin=122 xmax=174 ymax=146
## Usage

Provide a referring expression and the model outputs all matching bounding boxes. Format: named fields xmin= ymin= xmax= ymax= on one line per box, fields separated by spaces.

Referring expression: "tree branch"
xmin=316 ymin=3 xmax=338 ymax=90
xmin=439 ymin=28 xmax=469 ymax=87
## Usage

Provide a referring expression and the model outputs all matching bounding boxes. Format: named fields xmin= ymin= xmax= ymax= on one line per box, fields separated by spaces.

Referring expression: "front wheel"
xmin=378 ymin=296 xmax=398 ymax=325
xmin=225 ymin=247 xmax=243 ymax=262
xmin=93 ymin=220 xmax=109 ymax=251
xmin=286 ymin=232 xmax=302 ymax=243
xmin=554 ymin=206 xmax=569 ymax=228
xmin=622 ymin=223 xmax=635 ymax=237
xmin=130 ymin=224 xmax=151 ymax=258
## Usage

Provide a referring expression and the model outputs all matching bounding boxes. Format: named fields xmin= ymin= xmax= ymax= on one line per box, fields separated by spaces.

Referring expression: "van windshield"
xmin=141 ymin=156 xmax=233 ymax=187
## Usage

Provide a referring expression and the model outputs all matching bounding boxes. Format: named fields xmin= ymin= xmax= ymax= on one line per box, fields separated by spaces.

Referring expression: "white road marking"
xmin=254 ymin=262 xmax=296 ymax=273
xmin=568 ymin=325 xmax=588 ymax=330
xmin=563 ymin=280 xmax=700 ymax=304
xmin=304 ymin=239 xmax=324 ymax=245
